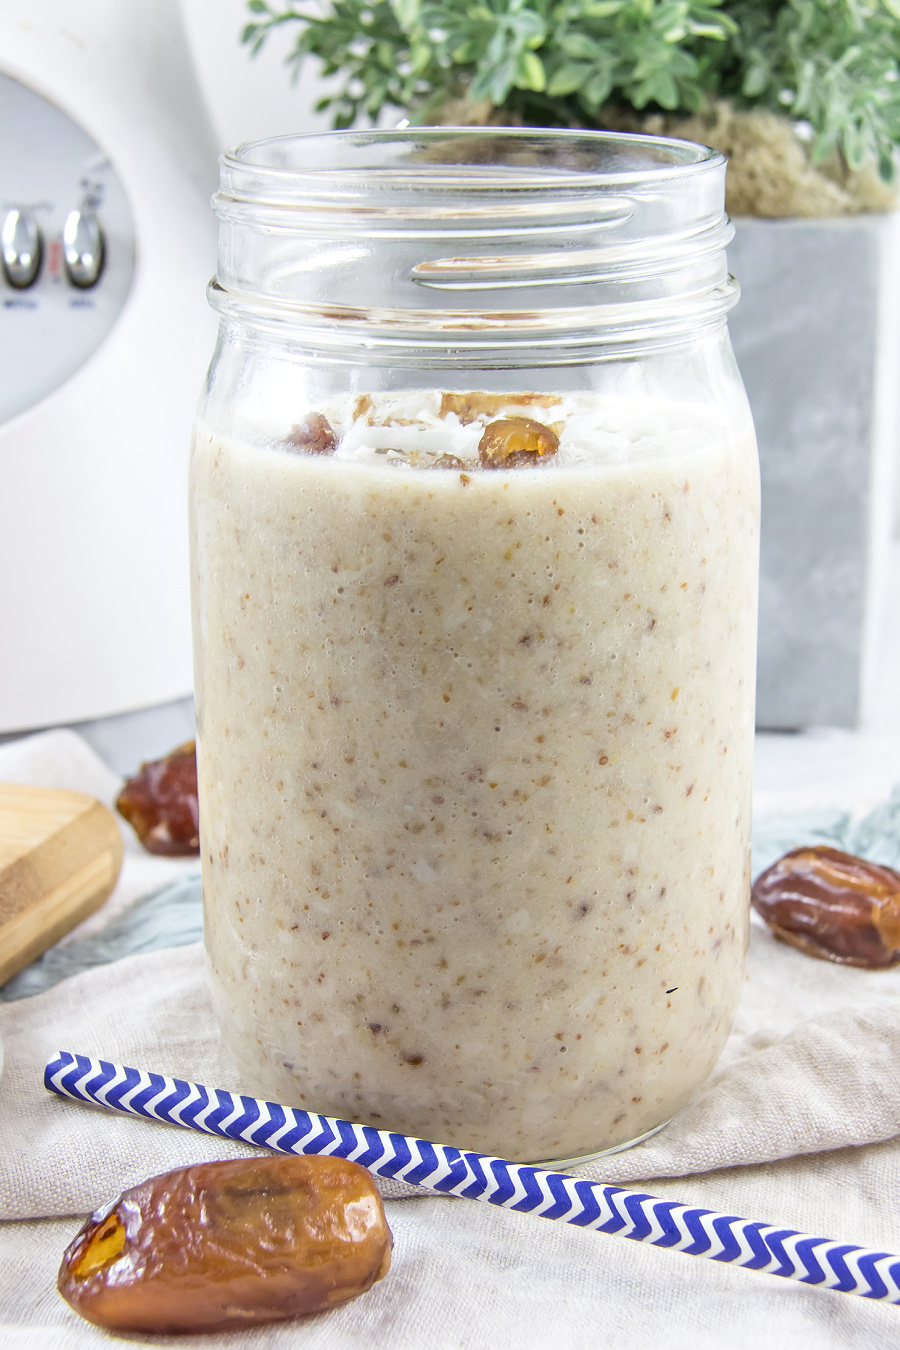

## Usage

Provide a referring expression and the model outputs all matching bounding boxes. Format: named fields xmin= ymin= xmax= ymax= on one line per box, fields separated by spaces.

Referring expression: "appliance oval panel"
xmin=0 ymin=71 xmax=135 ymax=424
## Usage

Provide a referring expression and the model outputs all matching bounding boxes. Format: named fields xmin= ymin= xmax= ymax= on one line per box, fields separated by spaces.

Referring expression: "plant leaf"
xmin=547 ymin=61 xmax=595 ymax=95
xmin=237 ymin=0 xmax=900 ymax=181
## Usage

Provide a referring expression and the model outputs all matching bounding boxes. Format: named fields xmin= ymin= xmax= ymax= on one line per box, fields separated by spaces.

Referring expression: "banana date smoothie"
xmin=191 ymin=390 xmax=758 ymax=1163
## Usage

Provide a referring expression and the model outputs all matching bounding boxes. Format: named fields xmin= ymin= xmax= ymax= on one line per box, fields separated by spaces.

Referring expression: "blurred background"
xmin=183 ymin=0 xmax=333 ymax=147
xmin=1 ymin=0 xmax=898 ymax=812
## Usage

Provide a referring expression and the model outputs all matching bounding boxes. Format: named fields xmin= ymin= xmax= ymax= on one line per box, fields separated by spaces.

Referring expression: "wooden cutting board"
xmin=0 ymin=784 xmax=123 ymax=987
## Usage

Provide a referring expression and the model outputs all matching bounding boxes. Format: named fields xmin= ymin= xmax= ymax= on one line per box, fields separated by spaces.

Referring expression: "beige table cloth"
xmin=1 ymin=732 xmax=899 ymax=1347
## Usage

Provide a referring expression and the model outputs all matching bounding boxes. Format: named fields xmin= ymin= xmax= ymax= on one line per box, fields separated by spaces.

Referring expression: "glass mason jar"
xmin=191 ymin=129 xmax=759 ymax=1166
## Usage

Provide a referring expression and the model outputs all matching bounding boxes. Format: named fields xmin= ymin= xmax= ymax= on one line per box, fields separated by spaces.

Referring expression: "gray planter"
xmin=727 ymin=215 xmax=900 ymax=730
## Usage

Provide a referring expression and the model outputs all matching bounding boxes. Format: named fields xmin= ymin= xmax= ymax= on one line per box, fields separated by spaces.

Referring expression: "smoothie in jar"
xmin=192 ymin=388 xmax=758 ymax=1163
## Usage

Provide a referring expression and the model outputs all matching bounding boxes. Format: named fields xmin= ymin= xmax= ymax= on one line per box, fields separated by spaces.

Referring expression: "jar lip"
xmin=222 ymin=127 xmax=725 ymax=199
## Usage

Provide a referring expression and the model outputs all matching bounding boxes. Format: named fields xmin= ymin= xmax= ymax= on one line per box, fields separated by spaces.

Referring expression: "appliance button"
xmin=1 ymin=210 xmax=43 ymax=288
xmin=63 ymin=210 xmax=105 ymax=288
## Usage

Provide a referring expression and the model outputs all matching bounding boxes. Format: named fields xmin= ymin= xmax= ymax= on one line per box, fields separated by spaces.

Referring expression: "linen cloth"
xmin=1 ymin=733 xmax=900 ymax=1347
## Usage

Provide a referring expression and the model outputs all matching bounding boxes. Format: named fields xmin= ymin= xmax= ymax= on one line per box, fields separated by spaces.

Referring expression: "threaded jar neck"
xmin=210 ymin=128 xmax=736 ymax=362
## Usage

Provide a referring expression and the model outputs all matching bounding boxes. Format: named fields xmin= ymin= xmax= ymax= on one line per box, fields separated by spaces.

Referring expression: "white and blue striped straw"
xmin=45 ymin=1050 xmax=900 ymax=1305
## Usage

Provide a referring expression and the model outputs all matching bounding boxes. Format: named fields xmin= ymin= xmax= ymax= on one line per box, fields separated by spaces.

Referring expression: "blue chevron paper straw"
xmin=45 ymin=1050 xmax=900 ymax=1305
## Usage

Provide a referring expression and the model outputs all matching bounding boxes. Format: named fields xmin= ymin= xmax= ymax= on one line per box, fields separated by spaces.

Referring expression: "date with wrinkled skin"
xmin=752 ymin=845 xmax=900 ymax=968
xmin=58 ymin=1155 xmax=393 ymax=1335
xmin=287 ymin=413 xmax=337 ymax=455
xmin=115 ymin=741 xmax=199 ymax=856
xmin=478 ymin=416 xmax=560 ymax=469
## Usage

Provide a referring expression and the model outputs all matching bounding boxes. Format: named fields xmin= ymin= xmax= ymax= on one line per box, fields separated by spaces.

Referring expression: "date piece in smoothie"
xmin=191 ymin=390 xmax=758 ymax=1164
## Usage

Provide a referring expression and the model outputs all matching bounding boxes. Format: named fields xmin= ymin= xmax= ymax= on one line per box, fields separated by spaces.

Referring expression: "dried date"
xmin=478 ymin=416 xmax=560 ymax=469
xmin=751 ymin=845 xmax=900 ymax=968
xmin=440 ymin=391 xmax=561 ymax=424
xmin=287 ymin=413 xmax=337 ymax=455
xmin=115 ymin=741 xmax=200 ymax=856
xmin=58 ymin=1155 xmax=392 ymax=1334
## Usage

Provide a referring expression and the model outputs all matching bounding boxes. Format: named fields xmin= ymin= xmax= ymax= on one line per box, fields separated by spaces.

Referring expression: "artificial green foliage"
xmin=242 ymin=0 xmax=900 ymax=179
xmin=722 ymin=0 xmax=900 ymax=179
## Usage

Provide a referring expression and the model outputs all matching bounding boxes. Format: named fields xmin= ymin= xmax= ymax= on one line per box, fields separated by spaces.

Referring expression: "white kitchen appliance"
xmin=0 ymin=0 xmax=219 ymax=730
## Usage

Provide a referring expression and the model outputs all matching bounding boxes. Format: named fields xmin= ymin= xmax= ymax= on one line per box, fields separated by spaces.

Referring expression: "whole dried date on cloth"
xmin=115 ymin=741 xmax=199 ymax=856
xmin=752 ymin=846 xmax=900 ymax=968
xmin=58 ymin=1155 xmax=392 ymax=1334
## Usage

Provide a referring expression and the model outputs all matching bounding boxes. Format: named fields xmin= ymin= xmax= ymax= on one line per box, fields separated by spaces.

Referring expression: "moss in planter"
xmin=429 ymin=98 xmax=896 ymax=218
xmin=604 ymin=104 xmax=897 ymax=217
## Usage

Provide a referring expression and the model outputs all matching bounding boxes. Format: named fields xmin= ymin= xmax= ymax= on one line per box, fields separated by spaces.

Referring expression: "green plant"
xmin=242 ymin=0 xmax=900 ymax=179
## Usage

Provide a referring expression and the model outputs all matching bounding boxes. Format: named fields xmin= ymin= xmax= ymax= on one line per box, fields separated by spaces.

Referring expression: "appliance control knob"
xmin=1 ymin=210 xmax=43 ymax=288
xmin=63 ymin=210 xmax=105 ymax=288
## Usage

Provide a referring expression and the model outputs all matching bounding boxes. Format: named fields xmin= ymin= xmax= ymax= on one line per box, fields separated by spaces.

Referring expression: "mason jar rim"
xmin=220 ymin=127 xmax=726 ymax=203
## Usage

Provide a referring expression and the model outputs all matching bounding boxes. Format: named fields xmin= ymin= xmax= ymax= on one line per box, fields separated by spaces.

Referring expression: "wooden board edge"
xmin=0 ymin=846 xmax=121 ymax=987
xmin=0 ymin=799 xmax=123 ymax=928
